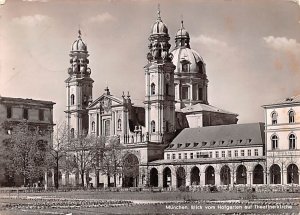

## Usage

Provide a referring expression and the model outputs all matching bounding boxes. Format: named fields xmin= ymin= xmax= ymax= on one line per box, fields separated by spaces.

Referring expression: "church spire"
xmin=157 ymin=3 xmax=161 ymax=21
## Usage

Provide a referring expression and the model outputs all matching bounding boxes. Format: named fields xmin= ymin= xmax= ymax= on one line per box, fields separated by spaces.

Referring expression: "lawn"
xmin=0 ymin=190 xmax=299 ymax=214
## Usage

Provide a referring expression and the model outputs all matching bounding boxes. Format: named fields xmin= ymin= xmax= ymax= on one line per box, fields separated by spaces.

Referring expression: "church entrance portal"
xmin=123 ymin=154 xmax=139 ymax=187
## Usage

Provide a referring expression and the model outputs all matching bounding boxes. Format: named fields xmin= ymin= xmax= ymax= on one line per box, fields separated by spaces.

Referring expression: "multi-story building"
xmin=0 ymin=96 xmax=55 ymax=186
xmin=148 ymin=123 xmax=265 ymax=188
xmin=262 ymin=95 xmax=300 ymax=185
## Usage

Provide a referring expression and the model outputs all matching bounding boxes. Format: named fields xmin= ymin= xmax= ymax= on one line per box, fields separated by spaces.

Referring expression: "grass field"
xmin=0 ymin=190 xmax=299 ymax=214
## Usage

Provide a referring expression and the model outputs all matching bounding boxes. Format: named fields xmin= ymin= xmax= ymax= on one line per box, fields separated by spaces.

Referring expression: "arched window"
xmin=91 ymin=121 xmax=95 ymax=132
xmin=182 ymin=63 xmax=188 ymax=72
xmin=271 ymin=111 xmax=277 ymax=125
xmin=70 ymin=128 xmax=75 ymax=138
xmin=271 ymin=135 xmax=278 ymax=150
xmin=151 ymin=120 xmax=155 ymax=133
xmin=289 ymin=110 xmax=295 ymax=123
xmin=151 ymin=83 xmax=155 ymax=95
xmin=117 ymin=119 xmax=122 ymax=130
xmin=71 ymin=94 xmax=75 ymax=105
xmin=289 ymin=134 xmax=296 ymax=150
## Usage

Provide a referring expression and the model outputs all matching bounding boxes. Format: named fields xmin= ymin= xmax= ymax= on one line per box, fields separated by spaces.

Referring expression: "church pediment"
xmin=87 ymin=94 xmax=123 ymax=111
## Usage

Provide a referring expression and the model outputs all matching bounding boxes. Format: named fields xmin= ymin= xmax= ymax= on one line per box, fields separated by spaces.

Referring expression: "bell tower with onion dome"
xmin=144 ymin=6 xmax=176 ymax=143
xmin=65 ymin=30 xmax=94 ymax=137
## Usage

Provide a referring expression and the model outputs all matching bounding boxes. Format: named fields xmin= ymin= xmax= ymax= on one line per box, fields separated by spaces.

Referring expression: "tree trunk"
xmin=95 ymin=169 xmax=99 ymax=188
xmin=114 ymin=174 xmax=116 ymax=187
xmin=81 ymin=171 xmax=85 ymax=187
xmin=55 ymin=158 xmax=59 ymax=189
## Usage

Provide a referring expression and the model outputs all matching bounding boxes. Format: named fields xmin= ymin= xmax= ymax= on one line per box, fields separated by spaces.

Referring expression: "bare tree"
xmin=66 ymin=133 xmax=100 ymax=187
xmin=101 ymin=136 xmax=123 ymax=187
xmin=2 ymin=121 xmax=50 ymax=186
xmin=48 ymin=122 xmax=69 ymax=189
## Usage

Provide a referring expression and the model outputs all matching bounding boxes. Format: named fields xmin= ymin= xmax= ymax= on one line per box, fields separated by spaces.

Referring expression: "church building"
xmin=63 ymin=9 xmax=269 ymax=188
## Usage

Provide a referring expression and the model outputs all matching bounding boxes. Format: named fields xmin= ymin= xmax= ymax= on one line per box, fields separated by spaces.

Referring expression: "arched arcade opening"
xmin=190 ymin=166 xmax=200 ymax=185
xmin=236 ymin=165 xmax=247 ymax=184
xmin=205 ymin=166 xmax=215 ymax=185
xmin=253 ymin=164 xmax=264 ymax=184
xmin=149 ymin=168 xmax=158 ymax=187
xmin=123 ymin=154 xmax=139 ymax=187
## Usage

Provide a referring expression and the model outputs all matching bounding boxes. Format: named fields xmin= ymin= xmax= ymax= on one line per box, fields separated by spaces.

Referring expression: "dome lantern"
xmin=175 ymin=19 xmax=190 ymax=48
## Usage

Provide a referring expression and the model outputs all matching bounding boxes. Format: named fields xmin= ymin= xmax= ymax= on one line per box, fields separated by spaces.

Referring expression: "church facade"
xmin=63 ymin=9 xmax=298 ymax=188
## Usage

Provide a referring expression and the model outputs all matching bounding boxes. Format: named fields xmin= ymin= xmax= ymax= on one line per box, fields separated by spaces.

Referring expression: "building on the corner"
xmin=0 ymin=96 xmax=55 ymax=186
xmin=148 ymin=123 xmax=265 ymax=187
xmin=262 ymin=95 xmax=300 ymax=185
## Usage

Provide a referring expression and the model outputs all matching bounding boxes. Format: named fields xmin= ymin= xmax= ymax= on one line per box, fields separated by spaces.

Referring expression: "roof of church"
xmin=166 ymin=122 xmax=265 ymax=151
xmin=180 ymin=103 xmax=238 ymax=116
xmin=262 ymin=95 xmax=300 ymax=107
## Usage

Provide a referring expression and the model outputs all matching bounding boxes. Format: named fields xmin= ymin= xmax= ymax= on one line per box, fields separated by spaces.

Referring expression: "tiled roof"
xmin=149 ymin=156 xmax=265 ymax=165
xmin=180 ymin=103 xmax=238 ymax=116
xmin=262 ymin=95 xmax=300 ymax=107
xmin=166 ymin=123 xmax=265 ymax=150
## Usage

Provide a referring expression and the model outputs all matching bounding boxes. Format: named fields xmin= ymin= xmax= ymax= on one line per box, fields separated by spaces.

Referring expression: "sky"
xmin=1 ymin=0 xmax=300 ymax=124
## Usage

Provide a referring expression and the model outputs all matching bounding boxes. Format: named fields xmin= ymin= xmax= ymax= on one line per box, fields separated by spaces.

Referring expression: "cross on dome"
xmin=157 ymin=3 xmax=161 ymax=21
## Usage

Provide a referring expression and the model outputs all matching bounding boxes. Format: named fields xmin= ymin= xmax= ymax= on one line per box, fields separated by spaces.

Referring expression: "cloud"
xmin=192 ymin=35 xmax=228 ymax=48
xmin=11 ymin=14 xmax=51 ymax=26
xmin=264 ymin=36 xmax=300 ymax=73
xmin=263 ymin=36 xmax=300 ymax=50
xmin=88 ymin=12 xmax=116 ymax=24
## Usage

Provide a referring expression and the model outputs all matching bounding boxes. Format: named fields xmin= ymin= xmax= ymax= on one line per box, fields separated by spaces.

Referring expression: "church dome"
xmin=150 ymin=8 xmax=168 ymax=35
xmin=71 ymin=30 xmax=87 ymax=52
xmin=151 ymin=19 xmax=168 ymax=35
xmin=171 ymin=47 xmax=204 ymax=74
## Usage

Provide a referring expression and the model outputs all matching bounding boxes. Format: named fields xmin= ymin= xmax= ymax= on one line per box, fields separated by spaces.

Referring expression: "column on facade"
xmin=96 ymin=113 xmax=100 ymax=136
xmin=112 ymin=111 xmax=115 ymax=135
xmin=186 ymin=168 xmax=191 ymax=186
xmin=215 ymin=170 xmax=221 ymax=185
xmin=171 ymin=167 xmax=176 ymax=188
xmin=248 ymin=171 xmax=252 ymax=186
xmin=158 ymin=169 xmax=163 ymax=187
xmin=189 ymin=83 xmax=192 ymax=105
xmin=88 ymin=113 xmax=91 ymax=134
xmin=282 ymin=170 xmax=287 ymax=185
xmin=231 ymin=168 xmax=234 ymax=186
xmin=199 ymin=166 xmax=206 ymax=185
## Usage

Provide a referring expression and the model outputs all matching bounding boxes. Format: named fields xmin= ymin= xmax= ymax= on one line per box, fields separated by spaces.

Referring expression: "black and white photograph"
xmin=0 ymin=0 xmax=300 ymax=214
